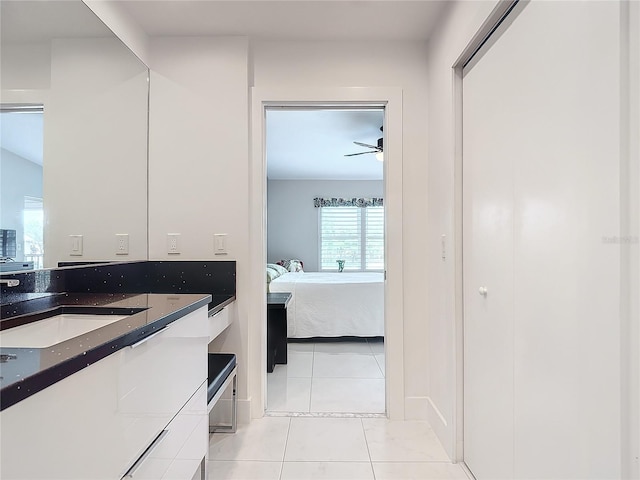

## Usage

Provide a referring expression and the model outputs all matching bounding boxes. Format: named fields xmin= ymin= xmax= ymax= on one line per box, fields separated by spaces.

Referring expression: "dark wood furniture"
xmin=267 ymin=292 xmax=291 ymax=373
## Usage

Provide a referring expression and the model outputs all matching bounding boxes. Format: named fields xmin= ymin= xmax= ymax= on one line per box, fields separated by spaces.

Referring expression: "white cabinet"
xmin=124 ymin=383 xmax=208 ymax=479
xmin=0 ymin=306 xmax=208 ymax=480
xmin=208 ymin=305 xmax=231 ymax=342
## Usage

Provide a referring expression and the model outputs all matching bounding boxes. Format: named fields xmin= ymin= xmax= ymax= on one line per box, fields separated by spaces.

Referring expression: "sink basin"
xmin=0 ymin=306 xmax=147 ymax=348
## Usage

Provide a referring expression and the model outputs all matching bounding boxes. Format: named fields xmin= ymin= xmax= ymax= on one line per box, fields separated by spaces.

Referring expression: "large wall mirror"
xmin=0 ymin=0 xmax=149 ymax=271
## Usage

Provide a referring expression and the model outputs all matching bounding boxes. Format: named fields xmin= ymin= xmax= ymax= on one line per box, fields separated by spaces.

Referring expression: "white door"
xmin=463 ymin=1 xmax=622 ymax=478
xmin=462 ymin=40 xmax=515 ymax=480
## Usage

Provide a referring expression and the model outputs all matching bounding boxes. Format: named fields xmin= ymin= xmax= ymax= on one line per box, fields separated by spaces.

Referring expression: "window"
xmin=23 ymin=196 xmax=44 ymax=269
xmin=319 ymin=206 xmax=384 ymax=271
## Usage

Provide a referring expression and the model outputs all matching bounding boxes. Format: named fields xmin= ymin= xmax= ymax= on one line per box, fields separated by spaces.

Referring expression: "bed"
xmin=268 ymin=271 xmax=384 ymax=338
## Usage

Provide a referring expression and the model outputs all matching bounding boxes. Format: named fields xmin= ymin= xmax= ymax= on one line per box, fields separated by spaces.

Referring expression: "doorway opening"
xmin=264 ymin=106 xmax=386 ymax=415
xmin=0 ymin=105 xmax=44 ymax=271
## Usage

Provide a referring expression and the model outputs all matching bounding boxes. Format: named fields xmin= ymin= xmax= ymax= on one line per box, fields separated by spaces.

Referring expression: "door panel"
xmin=463 ymin=1 xmax=622 ymax=478
xmin=462 ymin=59 xmax=515 ymax=479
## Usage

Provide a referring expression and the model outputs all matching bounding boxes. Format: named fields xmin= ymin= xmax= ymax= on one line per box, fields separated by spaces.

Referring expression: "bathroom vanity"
xmin=0 ymin=261 xmax=236 ymax=480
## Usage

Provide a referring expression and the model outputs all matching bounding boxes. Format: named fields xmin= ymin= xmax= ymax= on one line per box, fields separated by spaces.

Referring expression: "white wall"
xmin=0 ymin=149 xmax=43 ymax=261
xmin=424 ymin=0 xmax=498 ymax=459
xmin=0 ymin=43 xmax=51 ymax=91
xmin=45 ymin=38 xmax=148 ymax=266
xmin=146 ymin=36 xmax=251 ymax=419
xmin=267 ymin=179 xmax=383 ymax=271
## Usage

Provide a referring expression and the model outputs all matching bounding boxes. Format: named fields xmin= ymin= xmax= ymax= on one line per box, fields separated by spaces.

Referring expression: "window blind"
xmin=319 ymin=206 xmax=384 ymax=271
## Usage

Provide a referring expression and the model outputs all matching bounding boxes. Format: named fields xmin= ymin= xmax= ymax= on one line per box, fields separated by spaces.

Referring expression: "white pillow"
xmin=267 ymin=263 xmax=288 ymax=276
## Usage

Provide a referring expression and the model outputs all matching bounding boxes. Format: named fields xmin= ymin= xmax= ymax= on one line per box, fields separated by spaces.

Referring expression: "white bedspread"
xmin=269 ymin=272 xmax=384 ymax=338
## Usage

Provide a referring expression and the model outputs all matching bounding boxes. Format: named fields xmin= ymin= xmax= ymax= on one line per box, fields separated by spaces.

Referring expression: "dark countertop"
xmin=0 ymin=292 xmax=235 ymax=411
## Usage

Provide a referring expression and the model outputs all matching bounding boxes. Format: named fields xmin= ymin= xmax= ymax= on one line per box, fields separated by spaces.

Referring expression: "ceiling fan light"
xmin=375 ymin=151 xmax=384 ymax=162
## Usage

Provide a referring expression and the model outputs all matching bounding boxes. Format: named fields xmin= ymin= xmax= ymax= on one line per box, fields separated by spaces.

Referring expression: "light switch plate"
xmin=214 ymin=233 xmax=227 ymax=255
xmin=70 ymin=235 xmax=83 ymax=256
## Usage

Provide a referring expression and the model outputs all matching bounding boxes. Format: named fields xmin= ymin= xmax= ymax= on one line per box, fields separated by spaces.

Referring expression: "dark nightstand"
xmin=267 ymin=292 xmax=291 ymax=373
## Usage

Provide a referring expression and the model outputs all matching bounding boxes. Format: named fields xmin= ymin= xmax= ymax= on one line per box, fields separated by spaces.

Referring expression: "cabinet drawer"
xmin=122 ymin=382 xmax=208 ymax=480
xmin=119 ymin=308 xmax=208 ymax=476
xmin=208 ymin=306 xmax=231 ymax=342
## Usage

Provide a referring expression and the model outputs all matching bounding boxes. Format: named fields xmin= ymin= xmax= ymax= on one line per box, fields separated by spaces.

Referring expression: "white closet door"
xmin=462 ymin=28 xmax=516 ymax=480
xmin=463 ymin=62 xmax=513 ymax=479
xmin=463 ymin=1 xmax=622 ymax=479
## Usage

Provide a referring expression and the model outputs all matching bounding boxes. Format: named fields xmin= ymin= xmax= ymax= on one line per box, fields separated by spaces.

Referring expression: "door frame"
xmin=249 ymin=86 xmax=404 ymax=419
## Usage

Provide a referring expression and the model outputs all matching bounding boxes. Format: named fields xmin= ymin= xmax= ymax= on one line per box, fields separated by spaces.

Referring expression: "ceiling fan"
xmin=345 ymin=126 xmax=383 ymax=160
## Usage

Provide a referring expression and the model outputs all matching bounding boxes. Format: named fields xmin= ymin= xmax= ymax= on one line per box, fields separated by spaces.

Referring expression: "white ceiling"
xmin=118 ymin=1 xmax=448 ymax=41
xmin=266 ymin=108 xmax=384 ymax=180
xmin=0 ymin=1 xmax=112 ymax=44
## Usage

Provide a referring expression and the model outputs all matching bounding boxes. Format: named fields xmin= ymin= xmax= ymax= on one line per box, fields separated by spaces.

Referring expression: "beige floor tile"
xmin=281 ymin=461 xmax=374 ymax=480
xmin=310 ymin=377 xmax=385 ymax=413
xmin=288 ymin=341 xmax=314 ymax=353
xmin=362 ymin=419 xmax=451 ymax=462
xmin=374 ymin=354 xmax=385 ymax=376
xmin=313 ymin=352 xmax=383 ymax=378
xmin=281 ymin=352 xmax=314 ymax=377
xmin=209 ymin=417 xmax=290 ymax=461
xmin=284 ymin=417 xmax=370 ymax=462
xmin=372 ymin=462 xmax=470 ymax=480
xmin=314 ymin=340 xmax=372 ymax=354
xmin=208 ymin=460 xmax=282 ymax=480
xmin=267 ymin=375 xmax=311 ymax=412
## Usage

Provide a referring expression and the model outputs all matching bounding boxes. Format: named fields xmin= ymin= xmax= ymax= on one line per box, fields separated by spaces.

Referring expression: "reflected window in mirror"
xmin=0 ymin=106 xmax=44 ymax=270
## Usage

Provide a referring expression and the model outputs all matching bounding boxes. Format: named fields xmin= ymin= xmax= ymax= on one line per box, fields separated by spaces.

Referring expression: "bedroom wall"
xmin=267 ymin=179 xmax=383 ymax=271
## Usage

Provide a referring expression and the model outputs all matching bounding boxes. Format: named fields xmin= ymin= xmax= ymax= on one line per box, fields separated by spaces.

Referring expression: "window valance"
xmin=313 ymin=197 xmax=383 ymax=208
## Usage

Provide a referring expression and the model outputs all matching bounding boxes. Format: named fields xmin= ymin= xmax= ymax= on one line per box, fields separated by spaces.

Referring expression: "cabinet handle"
xmin=209 ymin=308 xmax=223 ymax=318
xmin=125 ymin=429 xmax=169 ymax=477
xmin=129 ymin=325 xmax=170 ymax=349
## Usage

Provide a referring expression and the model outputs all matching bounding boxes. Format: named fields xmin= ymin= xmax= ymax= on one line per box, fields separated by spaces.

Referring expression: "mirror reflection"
xmin=0 ymin=0 xmax=149 ymax=271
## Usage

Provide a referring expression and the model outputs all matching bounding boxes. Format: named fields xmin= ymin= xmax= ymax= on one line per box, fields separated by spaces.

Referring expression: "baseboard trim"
xmin=427 ymin=396 xmax=448 ymax=427
xmin=427 ymin=396 xmax=455 ymax=460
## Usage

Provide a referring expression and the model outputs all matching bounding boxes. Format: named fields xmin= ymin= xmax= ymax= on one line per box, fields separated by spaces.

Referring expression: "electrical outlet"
xmin=167 ymin=233 xmax=180 ymax=254
xmin=116 ymin=234 xmax=129 ymax=255
xmin=70 ymin=235 xmax=83 ymax=256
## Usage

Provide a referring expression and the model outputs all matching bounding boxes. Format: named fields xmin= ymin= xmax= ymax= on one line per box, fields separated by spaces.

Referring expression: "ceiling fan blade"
xmin=344 ymin=151 xmax=378 ymax=157
xmin=353 ymin=141 xmax=380 ymax=150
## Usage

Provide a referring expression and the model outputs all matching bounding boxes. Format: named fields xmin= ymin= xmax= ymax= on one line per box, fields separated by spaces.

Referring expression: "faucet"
xmin=0 ymin=279 xmax=20 ymax=287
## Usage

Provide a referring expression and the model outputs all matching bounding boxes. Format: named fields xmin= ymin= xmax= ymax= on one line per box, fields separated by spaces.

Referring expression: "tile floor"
xmin=208 ymin=416 xmax=472 ymax=479
xmin=267 ymin=338 xmax=386 ymax=414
